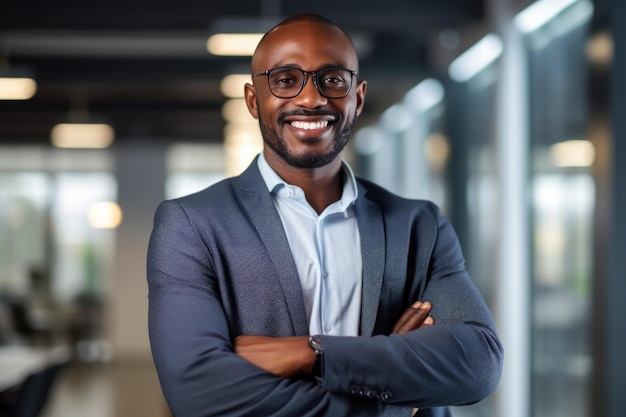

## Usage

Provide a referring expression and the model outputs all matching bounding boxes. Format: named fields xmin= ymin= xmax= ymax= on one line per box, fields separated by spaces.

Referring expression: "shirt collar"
xmin=257 ymin=152 xmax=359 ymax=210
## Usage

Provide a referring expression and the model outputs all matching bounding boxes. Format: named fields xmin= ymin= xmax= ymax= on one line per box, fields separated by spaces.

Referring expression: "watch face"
xmin=309 ymin=335 xmax=324 ymax=352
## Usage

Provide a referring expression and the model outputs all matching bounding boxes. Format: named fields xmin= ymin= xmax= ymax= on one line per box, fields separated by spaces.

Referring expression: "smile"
xmin=289 ymin=120 xmax=329 ymax=130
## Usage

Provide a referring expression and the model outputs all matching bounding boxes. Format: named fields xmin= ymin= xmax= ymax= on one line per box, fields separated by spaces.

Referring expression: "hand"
xmin=392 ymin=301 xmax=433 ymax=417
xmin=391 ymin=301 xmax=434 ymax=335
xmin=234 ymin=335 xmax=315 ymax=378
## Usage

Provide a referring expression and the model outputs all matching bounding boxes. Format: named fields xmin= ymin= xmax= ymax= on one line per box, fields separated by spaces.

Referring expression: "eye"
xmin=319 ymin=69 xmax=349 ymax=89
xmin=269 ymin=69 xmax=301 ymax=89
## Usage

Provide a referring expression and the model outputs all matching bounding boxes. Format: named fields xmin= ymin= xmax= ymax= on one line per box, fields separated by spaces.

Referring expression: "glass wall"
xmin=354 ymin=78 xmax=449 ymax=212
xmin=352 ymin=2 xmax=595 ymax=417
xmin=0 ymin=147 xmax=116 ymax=356
xmin=524 ymin=5 xmax=594 ymax=416
xmin=165 ymin=142 xmax=227 ymax=199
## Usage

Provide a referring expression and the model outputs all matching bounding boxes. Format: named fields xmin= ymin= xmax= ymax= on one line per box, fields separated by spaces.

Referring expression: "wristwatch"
xmin=308 ymin=335 xmax=324 ymax=380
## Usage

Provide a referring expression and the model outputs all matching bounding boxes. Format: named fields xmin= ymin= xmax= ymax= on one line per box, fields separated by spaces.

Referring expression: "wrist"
xmin=308 ymin=335 xmax=324 ymax=380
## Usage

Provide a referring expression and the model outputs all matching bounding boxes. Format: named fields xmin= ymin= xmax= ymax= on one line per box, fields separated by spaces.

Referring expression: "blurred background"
xmin=0 ymin=0 xmax=623 ymax=416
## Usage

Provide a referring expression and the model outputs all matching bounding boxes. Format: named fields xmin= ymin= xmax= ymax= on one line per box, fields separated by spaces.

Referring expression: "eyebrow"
xmin=262 ymin=63 xmax=350 ymax=71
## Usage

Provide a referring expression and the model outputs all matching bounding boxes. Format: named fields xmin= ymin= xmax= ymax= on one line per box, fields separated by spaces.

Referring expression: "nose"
xmin=292 ymin=73 xmax=328 ymax=108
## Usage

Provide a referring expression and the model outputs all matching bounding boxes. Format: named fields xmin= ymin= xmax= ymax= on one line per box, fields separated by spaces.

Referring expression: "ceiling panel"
xmin=0 ymin=0 xmax=485 ymax=145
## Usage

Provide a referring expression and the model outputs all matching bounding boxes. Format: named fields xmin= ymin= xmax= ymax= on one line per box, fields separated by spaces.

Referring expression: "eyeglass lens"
xmin=267 ymin=67 xmax=352 ymax=98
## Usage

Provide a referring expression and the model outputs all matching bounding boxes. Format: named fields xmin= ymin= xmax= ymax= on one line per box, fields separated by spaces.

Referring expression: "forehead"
xmin=252 ymin=21 xmax=358 ymax=71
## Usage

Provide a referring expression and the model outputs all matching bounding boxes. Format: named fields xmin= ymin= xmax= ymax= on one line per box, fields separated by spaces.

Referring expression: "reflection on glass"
xmin=52 ymin=173 xmax=117 ymax=301
xmin=527 ymin=6 xmax=593 ymax=416
xmin=531 ymin=171 xmax=593 ymax=417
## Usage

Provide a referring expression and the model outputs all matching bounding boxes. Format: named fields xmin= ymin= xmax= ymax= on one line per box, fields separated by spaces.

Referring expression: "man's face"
xmin=245 ymin=20 xmax=367 ymax=169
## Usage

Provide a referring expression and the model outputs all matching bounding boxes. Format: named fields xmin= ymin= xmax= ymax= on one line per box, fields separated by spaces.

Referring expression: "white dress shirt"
xmin=258 ymin=153 xmax=362 ymax=336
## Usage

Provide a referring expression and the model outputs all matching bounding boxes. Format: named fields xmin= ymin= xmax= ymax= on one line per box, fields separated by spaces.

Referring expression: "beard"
xmin=258 ymin=108 xmax=356 ymax=169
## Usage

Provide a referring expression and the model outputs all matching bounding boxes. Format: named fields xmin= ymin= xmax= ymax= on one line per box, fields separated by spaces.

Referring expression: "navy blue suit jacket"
xmin=147 ymin=158 xmax=503 ymax=417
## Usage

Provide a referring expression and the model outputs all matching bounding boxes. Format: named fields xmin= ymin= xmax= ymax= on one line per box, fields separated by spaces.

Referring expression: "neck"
xmin=264 ymin=151 xmax=344 ymax=214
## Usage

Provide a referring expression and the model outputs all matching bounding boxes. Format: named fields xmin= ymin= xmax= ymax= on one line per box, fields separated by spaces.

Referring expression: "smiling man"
xmin=147 ymin=14 xmax=502 ymax=417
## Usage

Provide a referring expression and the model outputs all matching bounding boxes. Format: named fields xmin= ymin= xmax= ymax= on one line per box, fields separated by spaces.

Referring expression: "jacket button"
xmin=349 ymin=385 xmax=360 ymax=395
xmin=380 ymin=391 xmax=393 ymax=401
xmin=366 ymin=390 xmax=377 ymax=399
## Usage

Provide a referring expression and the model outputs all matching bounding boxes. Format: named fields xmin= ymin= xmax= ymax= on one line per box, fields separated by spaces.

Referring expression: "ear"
xmin=355 ymin=79 xmax=367 ymax=117
xmin=244 ymin=82 xmax=259 ymax=119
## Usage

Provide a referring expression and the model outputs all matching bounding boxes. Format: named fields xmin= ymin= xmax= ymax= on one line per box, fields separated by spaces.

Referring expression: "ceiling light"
xmin=403 ymin=78 xmax=445 ymax=113
xmin=206 ymin=17 xmax=277 ymax=56
xmin=448 ymin=34 xmax=503 ymax=83
xmin=220 ymin=74 xmax=251 ymax=98
xmin=0 ymin=77 xmax=37 ymax=100
xmin=207 ymin=33 xmax=263 ymax=56
xmin=515 ymin=0 xmax=579 ymax=34
xmin=51 ymin=123 xmax=115 ymax=149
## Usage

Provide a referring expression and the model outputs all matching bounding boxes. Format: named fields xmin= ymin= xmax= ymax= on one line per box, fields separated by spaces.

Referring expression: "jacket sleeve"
xmin=318 ymin=203 xmax=503 ymax=409
xmin=147 ymin=200 xmax=413 ymax=417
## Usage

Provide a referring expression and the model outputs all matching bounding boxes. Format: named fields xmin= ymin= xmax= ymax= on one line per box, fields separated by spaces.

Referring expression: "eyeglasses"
xmin=252 ymin=66 xmax=357 ymax=99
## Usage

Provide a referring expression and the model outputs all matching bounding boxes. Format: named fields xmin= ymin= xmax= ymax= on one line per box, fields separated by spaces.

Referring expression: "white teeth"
xmin=290 ymin=120 xmax=329 ymax=130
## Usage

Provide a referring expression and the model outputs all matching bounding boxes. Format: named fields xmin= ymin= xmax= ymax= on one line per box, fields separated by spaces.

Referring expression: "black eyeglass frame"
xmin=251 ymin=66 xmax=358 ymax=99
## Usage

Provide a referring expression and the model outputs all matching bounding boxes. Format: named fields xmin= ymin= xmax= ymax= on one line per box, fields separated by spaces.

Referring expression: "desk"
xmin=0 ymin=345 xmax=70 ymax=392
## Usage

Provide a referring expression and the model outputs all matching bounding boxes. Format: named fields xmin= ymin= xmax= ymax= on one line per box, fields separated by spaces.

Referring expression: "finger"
xmin=396 ymin=308 xmax=430 ymax=334
xmin=392 ymin=301 xmax=429 ymax=333
xmin=392 ymin=301 xmax=432 ymax=334
xmin=419 ymin=316 xmax=435 ymax=328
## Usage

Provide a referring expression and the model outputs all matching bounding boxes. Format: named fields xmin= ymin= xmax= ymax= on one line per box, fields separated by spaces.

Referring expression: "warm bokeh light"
xmin=424 ymin=133 xmax=450 ymax=171
xmin=224 ymin=122 xmax=263 ymax=176
xmin=87 ymin=201 xmax=123 ymax=229
xmin=0 ymin=77 xmax=37 ymax=100
xmin=220 ymin=74 xmax=251 ymax=98
xmin=586 ymin=31 xmax=613 ymax=66
xmin=550 ymin=140 xmax=595 ymax=167
xmin=206 ymin=33 xmax=263 ymax=56
xmin=221 ymin=98 xmax=255 ymax=123
xmin=51 ymin=123 xmax=115 ymax=149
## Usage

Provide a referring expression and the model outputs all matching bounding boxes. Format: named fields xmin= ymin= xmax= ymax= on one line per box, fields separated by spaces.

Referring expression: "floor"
xmin=41 ymin=360 xmax=171 ymax=417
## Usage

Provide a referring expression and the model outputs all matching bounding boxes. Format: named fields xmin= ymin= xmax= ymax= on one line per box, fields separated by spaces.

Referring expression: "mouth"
xmin=282 ymin=112 xmax=337 ymax=136
xmin=289 ymin=120 xmax=329 ymax=130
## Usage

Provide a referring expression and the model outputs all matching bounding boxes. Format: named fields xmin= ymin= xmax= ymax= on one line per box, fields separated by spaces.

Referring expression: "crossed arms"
xmin=234 ymin=301 xmax=434 ymax=378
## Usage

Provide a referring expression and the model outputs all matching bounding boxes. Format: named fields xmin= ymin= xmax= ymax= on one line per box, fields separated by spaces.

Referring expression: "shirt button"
xmin=324 ymin=325 xmax=332 ymax=332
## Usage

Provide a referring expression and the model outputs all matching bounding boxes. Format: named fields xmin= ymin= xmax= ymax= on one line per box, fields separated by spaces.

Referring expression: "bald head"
xmin=251 ymin=14 xmax=359 ymax=74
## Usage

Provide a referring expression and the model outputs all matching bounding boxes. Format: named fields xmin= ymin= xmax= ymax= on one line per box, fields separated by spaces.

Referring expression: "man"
xmin=148 ymin=14 xmax=503 ymax=417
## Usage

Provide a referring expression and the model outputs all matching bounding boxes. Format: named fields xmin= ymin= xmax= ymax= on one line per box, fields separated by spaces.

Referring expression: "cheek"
xmin=256 ymin=96 xmax=284 ymax=122
xmin=340 ymin=101 xmax=358 ymax=120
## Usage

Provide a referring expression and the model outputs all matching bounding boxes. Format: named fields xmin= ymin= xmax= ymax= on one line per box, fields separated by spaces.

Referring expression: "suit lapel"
xmin=232 ymin=161 xmax=387 ymax=337
xmin=355 ymin=183 xmax=386 ymax=337
xmin=235 ymin=160 xmax=309 ymax=336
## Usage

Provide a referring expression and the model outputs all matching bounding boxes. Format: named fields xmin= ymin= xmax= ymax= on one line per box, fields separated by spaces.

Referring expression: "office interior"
xmin=0 ymin=0 xmax=624 ymax=416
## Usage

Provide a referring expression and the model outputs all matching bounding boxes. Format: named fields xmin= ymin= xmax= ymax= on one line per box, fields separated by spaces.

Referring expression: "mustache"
xmin=278 ymin=109 xmax=341 ymax=123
